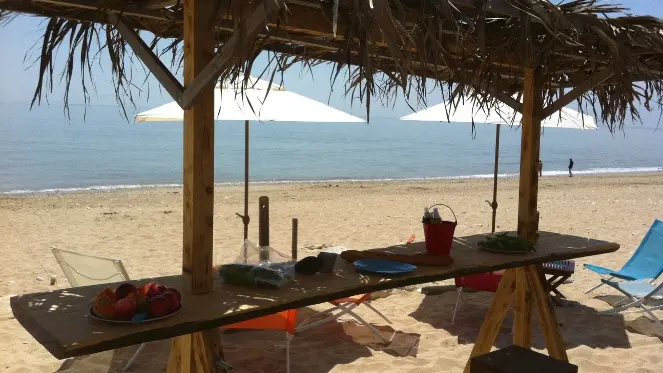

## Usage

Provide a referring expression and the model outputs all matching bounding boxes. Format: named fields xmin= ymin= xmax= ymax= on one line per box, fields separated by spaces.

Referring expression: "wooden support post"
xmin=258 ymin=196 xmax=270 ymax=262
xmin=182 ymin=0 xmax=215 ymax=295
xmin=292 ymin=218 xmax=299 ymax=260
xmin=172 ymin=0 xmax=219 ymax=371
xmin=513 ymin=267 xmax=533 ymax=348
xmin=517 ymin=68 xmax=543 ymax=243
xmin=463 ymin=269 xmax=516 ymax=373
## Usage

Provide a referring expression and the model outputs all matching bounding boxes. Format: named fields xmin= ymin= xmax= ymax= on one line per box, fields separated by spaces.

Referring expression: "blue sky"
xmin=0 ymin=1 xmax=660 ymax=120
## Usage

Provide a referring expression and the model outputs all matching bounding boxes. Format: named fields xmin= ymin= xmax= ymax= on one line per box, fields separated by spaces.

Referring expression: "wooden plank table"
xmin=10 ymin=231 xmax=618 ymax=365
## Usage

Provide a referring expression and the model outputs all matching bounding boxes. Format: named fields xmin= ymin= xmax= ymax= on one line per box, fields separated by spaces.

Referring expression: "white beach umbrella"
xmin=137 ymin=77 xmax=365 ymax=241
xmin=401 ymin=100 xmax=596 ymax=232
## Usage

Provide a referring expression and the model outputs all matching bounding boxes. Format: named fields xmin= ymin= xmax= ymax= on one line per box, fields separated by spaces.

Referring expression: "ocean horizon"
xmin=1 ymin=102 xmax=662 ymax=194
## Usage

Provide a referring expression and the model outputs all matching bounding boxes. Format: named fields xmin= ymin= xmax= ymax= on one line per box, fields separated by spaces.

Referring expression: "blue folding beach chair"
xmin=584 ymin=219 xmax=663 ymax=294
xmin=598 ymin=280 xmax=663 ymax=322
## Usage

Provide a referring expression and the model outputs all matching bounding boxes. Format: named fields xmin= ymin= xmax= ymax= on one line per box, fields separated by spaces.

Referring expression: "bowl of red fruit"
xmin=89 ymin=281 xmax=182 ymax=324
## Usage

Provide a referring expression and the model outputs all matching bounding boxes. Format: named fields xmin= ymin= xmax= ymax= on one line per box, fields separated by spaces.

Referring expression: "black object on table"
xmin=470 ymin=345 xmax=578 ymax=373
xmin=541 ymin=260 xmax=576 ymax=306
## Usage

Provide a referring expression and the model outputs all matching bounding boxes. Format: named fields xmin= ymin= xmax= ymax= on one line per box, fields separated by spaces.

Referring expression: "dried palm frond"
xmin=1 ymin=0 xmax=663 ymax=131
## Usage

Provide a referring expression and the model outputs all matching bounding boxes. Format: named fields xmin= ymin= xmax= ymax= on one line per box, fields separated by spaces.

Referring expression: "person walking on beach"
xmin=568 ymin=158 xmax=574 ymax=177
xmin=538 ymin=160 xmax=543 ymax=177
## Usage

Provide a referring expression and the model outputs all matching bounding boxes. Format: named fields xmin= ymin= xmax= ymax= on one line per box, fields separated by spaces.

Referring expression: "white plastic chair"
xmin=51 ymin=248 xmax=145 ymax=371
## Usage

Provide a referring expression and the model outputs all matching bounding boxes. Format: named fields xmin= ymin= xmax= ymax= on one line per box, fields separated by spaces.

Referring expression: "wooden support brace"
xmin=541 ymin=69 xmax=614 ymax=118
xmin=463 ymin=269 xmax=517 ymax=373
xmin=107 ymin=12 xmax=184 ymax=104
xmin=180 ymin=0 xmax=285 ymax=109
xmin=525 ymin=265 xmax=568 ymax=360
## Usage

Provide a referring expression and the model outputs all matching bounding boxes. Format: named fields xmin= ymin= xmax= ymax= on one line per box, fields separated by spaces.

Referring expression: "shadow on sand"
xmin=56 ymin=307 xmax=420 ymax=373
xmin=409 ymin=288 xmax=638 ymax=351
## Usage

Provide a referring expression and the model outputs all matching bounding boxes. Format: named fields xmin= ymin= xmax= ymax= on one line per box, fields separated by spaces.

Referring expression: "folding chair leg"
xmin=346 ymin=309 xmax=394 ymax=343
xmin=362 ymin=301 xmax=392 ymax=324
xmin=285 ymin=332 xmax=292 ymax=373
xmin=585 ymin=276 xmax=614 ymax=294
xmin=296 ymin=303 xmax=359 ymax=333
xmin=452 ymin=288 xmax=463 ymax=325
xmin=642 ymin=306 xmax=661 ymax=322
xmin=123 ymin=343 xmax=147 ymax=372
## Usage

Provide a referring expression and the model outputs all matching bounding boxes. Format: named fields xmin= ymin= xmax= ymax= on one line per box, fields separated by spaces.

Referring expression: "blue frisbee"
xmin=353 ymin=259 xmax=417 ymax=275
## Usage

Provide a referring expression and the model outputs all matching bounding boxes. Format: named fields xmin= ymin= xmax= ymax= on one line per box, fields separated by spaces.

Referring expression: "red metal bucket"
xmin=423 ymin=204 xmax=457 ymax=256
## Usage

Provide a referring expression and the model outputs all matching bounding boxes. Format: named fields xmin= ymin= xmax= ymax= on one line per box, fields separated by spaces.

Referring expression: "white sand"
xmin=1 ymin=173 xmax=662 ymax=372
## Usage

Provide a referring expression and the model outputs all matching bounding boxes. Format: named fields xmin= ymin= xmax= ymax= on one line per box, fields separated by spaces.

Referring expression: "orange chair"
xmin=222 ymin=309 xmax=298 ymax=373
xmin=296 ymin=293 xmax=394 ymax=343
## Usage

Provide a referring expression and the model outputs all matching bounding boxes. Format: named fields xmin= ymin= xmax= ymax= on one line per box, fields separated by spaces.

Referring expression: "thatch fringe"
xmin=2 ymin=0 xmax=663 ymax=131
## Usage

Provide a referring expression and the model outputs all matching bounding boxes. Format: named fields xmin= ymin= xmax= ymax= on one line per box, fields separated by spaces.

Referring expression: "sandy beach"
xmin=1 ymin=173 xmax=662 ymax=372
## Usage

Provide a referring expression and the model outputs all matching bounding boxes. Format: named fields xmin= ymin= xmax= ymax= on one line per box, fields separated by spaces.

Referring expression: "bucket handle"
xmin=427 ymin=204 xmax=457 ymax=224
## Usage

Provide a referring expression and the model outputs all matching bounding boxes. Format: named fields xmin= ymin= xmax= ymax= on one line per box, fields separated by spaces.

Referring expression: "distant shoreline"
xmin=2 ymin=167 xmax=661 ymax=196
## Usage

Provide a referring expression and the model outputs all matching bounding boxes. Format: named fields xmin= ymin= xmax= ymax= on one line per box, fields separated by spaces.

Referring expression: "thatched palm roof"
xmin=2 ymin=0 xmax=663 ymax=130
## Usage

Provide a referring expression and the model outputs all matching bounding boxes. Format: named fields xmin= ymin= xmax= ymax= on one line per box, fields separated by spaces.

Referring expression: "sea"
xmin=1 ymin=102 xmax=661 ymax=194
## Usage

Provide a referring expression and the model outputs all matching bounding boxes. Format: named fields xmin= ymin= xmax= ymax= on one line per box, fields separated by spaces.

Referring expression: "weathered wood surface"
xmin=181 ymin=0 xmax=215 ymax=295
xmin=10 ymin=231 xmax=618 ymax=359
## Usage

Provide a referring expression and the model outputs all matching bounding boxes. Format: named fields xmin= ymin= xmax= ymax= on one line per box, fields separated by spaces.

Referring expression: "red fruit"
xmin=162 ymin=291 xmax=181 ymax=312
xmin=148 ymin=295 xmax=172 ymax=318
xmin=92 ymin=287 xmax=116 ymax=319
xmin=169 ymin=288 xmax=182 ymax=304
xmin=146 ymin=283 xmax=165 ymax=298
xmin=113 ymin=297 xmax=137 ymax=321
xmin=114 ymin=283 xmax=137 ymax=303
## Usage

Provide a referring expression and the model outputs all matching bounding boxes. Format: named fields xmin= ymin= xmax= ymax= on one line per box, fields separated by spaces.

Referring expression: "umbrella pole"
xmin=244 ymin=119 xmax=250 ymax=241
xmin=490 ymin=123 xmax=501 ymax=233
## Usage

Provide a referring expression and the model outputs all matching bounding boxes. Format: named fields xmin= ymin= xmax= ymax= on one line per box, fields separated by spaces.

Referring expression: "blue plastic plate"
xmin=353 ymin=259 xmax=417 ymax=275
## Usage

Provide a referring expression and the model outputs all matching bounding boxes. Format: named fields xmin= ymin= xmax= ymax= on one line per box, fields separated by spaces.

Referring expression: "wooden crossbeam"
xmin=180 ymin=0 xmax=285 ymax=109
xmin=33 ymin=0 xmax=174 ymax=20
xmin=107 ymin=12 xmax=184 ymax=103
xmin=541 ymin=69 xmax=614 ymax=118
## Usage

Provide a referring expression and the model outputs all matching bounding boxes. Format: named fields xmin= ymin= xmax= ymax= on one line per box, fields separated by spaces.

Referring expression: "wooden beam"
xmin=180 ymin=0 xmax=285 ymax=109
xmin=182 ymin=0 xmax=215 ymax=295
xmin=525 ymin=265 xmax=568 ymax=360
xmin=107 ymin=12 xmax=184 ymax=104
xmin=463 ymin=269 xmax=516 ymax=373
xmin=517 ymin=69 xmax=542 ymax=243
xmin=513 ymin=267 xmax=533 ymax=348
xmin=541 ymin=69 xmax=614 ymax=118
xmin=33 ymin=0 xmax=174 ymax=21
xmin=167 ymin=334 xmax=192 ymax=373
xmin=192 ymin=330 xmax=223 ymax=373
xmin=143 ymin=0 xmax=179 ymax=9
